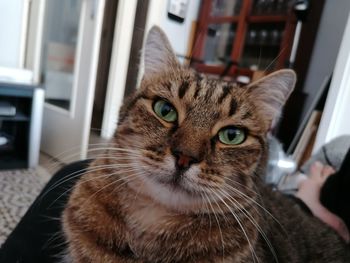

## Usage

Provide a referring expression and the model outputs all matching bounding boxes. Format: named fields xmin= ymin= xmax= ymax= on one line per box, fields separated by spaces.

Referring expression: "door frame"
xmin=100 ymin=0 xmax=138 ymax=139
xmin=313 ymin=14 xmax=350 ymax=152
xmin=79 ymin=0 xmax=107 ymax=158
xmin=101 ymin=0 xmax=168 ymax=139
xmin=30 ymin=0 xmax=106 ymax=160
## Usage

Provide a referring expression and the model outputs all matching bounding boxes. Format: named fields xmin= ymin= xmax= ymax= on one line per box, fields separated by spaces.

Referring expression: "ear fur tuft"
xmin=144 ymin=26 xmax=180 ymax=77
xmin=247 ymin=69 xmax=296 ymax=128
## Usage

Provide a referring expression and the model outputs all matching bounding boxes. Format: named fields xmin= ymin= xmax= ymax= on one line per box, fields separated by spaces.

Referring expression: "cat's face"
xmin=113 ymin=27 xmax=296 ymax=212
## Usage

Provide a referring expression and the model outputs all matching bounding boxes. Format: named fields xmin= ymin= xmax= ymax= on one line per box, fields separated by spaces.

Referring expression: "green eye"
xmin=153 ymin=100 xmax=178 ymax=123
xmin=218 ymin=126 xmax=246 ymax=145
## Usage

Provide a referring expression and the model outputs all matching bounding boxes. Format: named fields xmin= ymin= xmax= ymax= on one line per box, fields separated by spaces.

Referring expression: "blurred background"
xmin=0 ymin=0 xmax=350 ymax=171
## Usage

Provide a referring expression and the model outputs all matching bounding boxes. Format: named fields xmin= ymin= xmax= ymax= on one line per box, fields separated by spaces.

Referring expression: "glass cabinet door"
xmin=200 ymin=1 xmax=244 ymax=65
xmin=240 ymin=23 xmax=285 ymax=70
xmin=41 ymin=0 xmax=83 ymax=111
xmin=251 ymin=0 xmax=293 ymax=15
xmin=210 ymin=0 xmax=243 ymax=17
xmin=202 ymin=23 xmax=237 ymax=65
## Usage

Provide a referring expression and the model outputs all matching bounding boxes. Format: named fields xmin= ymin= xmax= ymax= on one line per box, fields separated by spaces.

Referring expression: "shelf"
xmin=244 ymin=42 xmax=281 ymax=48
xmin=208 ymin=16 xmax=240 ymax=24
xmin=0 ymin=110 xmax=30 ymax=122
xmin=0 ymin=82 xmax=35 ymax=98
xmin=0 ymin=153 xmax=27 ymax=169
xmin=0 ymin=83 xmax=36 ymax=170
xmin=247 ymin=15 xmax=288 ymax=23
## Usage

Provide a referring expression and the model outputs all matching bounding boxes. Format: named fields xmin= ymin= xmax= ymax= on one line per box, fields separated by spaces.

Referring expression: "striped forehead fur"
xmin=142 ymin=69 xmax=242 ymax=110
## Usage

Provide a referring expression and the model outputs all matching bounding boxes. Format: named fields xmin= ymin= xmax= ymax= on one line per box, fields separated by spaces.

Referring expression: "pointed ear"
xmin=247 ymin=69 xmax=296 ymax=128
xmin=144 ymin=26 xmax=180 ymax=77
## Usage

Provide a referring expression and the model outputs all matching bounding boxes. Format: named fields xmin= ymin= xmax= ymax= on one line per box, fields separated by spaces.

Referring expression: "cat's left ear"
xmin=246 ymin=69 xmax=296 ymax=129
xmin=143 ymin=26 xmax=180 ymax=78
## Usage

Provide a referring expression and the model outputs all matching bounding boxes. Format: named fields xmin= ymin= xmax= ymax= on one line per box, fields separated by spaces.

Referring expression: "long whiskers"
xmin=40 ymin=161 xmax=137 ymax=201
xmin=208 ymin=188 xmax=259 ymax=263
xmin=224 ymin=184 xmax=286 ymax=234
xmin=49 ymin=167 xmax=144 ymax=208
xmin=43 ymin=143 xmax=142 ymax=173
xmin=42 ymin=142 xmax=119 ymax=171
xmin=81 ymin=171 xmax=144 ymax=207
xmin=200 ymin=191 xmax=213 ymax=235
xmin=224 ymin=176 xmax=259 ymax=195
xmin=40 ymin=148 xmax=146 ymax=199
xmin=203 ymin=191 xmax=225 ymax=262
xmin=218 ymin=188 xmax=278 ymax=263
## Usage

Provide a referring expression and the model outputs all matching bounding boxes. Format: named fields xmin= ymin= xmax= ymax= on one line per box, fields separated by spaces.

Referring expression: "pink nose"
xmin=171 ymin=148 xmax=200 ymax=169
xmin=177 ymin=154 xmax=193 ymax=168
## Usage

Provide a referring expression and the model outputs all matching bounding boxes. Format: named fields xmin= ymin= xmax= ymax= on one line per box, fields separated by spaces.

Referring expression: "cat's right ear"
xmin=143 ymin=26 xmax=180 ymax=77
xmin=246 ymin=69 xmax=296 ymax=129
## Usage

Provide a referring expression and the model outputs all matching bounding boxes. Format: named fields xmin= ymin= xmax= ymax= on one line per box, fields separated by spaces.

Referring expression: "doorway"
xmin=89 ymin=0 xmax=150 ymax=146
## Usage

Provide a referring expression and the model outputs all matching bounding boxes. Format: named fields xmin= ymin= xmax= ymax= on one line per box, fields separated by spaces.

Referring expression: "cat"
xmin=62 ymin=26 xmax=350 ymax=262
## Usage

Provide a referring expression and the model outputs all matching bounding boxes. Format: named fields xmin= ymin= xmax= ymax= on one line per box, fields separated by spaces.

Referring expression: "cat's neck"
xmin=118 ymin=180 xmax=259 ymax=262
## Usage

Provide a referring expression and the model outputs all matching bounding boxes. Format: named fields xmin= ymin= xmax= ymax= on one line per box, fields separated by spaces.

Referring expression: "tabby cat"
xmin=62 ymin=26 xmax=350 ymax=262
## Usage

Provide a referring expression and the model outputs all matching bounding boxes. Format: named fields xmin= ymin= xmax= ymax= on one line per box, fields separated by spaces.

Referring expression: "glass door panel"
xmin=41 ymin=0 xmax=82 ymax=111
xmin=240 ymin=23 xmax=284 ymax=70
xmin=251 ymin=0 xmax=293 ymax=15
xmin=211 ymin=0 xmax=243 ymax=17
xmin=202 ymin=23 xmax=237 ymax=65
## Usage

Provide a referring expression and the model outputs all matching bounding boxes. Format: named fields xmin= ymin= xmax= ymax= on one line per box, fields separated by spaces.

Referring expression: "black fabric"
xmin=291 ymin=148 xmax=350 ymax=231
xmin=321 ymin=148 xmax=350 ymax=231
xmin=0 ymin=159 xmax=91 ymax=263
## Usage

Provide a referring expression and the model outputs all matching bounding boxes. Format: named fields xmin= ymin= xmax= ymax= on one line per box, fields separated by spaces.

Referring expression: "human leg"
xmin=321 ymin=148 xmax=350 ymax=231
xmin=296 ymin=161 xmax=349 ymax=242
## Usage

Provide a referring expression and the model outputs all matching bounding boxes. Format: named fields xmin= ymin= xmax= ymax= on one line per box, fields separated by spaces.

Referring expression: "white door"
xmin=40 ymin=0 xmax=105 ymax=162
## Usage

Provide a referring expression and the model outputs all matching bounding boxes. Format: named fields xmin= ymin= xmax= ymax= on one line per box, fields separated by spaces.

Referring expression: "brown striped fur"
xmin=62 ymin=27 xmax=350 ymax=262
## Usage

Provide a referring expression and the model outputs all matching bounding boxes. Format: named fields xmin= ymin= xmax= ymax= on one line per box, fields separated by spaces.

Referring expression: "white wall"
xmin=313 ymin=13 xmax=350 ymax=152
xmin=0 ymin=0 xmax=28 ymax=68
xmin=25 ymin=0 xmax=46 ymax=83
xmin=160 ymin=0 xmax=201 ymax=61
xmin=300 ymin=0 xmax=350 ymax=125
xmin=140 ymin=0 xmax=200 ymax=80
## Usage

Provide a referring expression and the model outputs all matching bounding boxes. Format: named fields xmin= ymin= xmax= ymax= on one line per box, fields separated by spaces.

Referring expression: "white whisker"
xmin=224 ymin=184 xmax=286 ymax=234
xmin=203 ymin=191 xmax=225 ymax=262
xmin=209 ymin=189 xmax=259 ymax=263
xmin=218 ymin=188 xmax=278 ymax=263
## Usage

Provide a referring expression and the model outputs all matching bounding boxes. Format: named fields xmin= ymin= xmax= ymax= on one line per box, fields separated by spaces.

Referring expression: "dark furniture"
xmin=191 ymin=0 xmax=296 ymax=79
xmin=0 ymin=82 xmax=44 ymax=169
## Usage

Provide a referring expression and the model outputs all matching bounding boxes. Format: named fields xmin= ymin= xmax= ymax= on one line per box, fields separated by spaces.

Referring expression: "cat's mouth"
xmin=155 ymin=169 xmax=193 ymax=194
xmin=129 ymin=157 xmax=207 ymax=210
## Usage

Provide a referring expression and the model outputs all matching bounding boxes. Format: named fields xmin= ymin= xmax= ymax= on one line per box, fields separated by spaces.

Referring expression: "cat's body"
xmin=62 ymin=27 xmax=350 ymax=262
xmin=63 ymin=164 xmax=348 ymax=262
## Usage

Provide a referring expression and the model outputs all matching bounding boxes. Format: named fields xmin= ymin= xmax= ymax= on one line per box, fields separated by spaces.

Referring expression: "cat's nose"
xmin=171 ymin=150 xmax=199 ymax=169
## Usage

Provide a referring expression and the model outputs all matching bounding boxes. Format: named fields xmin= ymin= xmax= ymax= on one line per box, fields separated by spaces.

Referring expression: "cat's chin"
xmin=128 ymin=173 xmax=205 ymax=213
xmin=152 ymin=183 xmax=205 ymax=212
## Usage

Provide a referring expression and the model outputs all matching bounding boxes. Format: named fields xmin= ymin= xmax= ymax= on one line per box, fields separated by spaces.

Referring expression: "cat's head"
xmin=114 ymin=26 xmax=296 ymax=212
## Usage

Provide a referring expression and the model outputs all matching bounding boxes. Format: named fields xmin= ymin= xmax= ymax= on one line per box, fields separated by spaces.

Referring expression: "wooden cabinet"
xmin=191 ymin=0 xmax=296 ymax=80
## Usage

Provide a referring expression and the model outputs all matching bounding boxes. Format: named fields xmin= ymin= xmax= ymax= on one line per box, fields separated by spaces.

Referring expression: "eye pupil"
xmin=227 ymin=129 xmax=237 ymax=141
xmin=153 ymin=100 xmax=178 ymax=122
xmin=218 ymin=126 xmax=246 ymax=145
xmin=161 ymin=104 xmax=172 ymax=116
